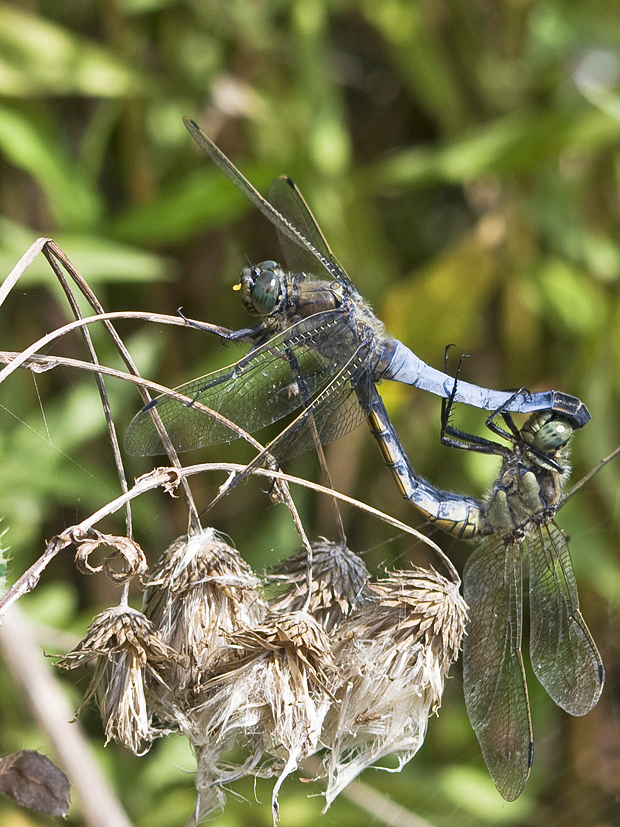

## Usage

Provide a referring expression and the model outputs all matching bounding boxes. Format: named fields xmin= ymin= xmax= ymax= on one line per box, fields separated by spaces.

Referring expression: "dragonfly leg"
xmin=484 ymin=389 xmax=526 ymax=442
xmin=440 ymin=345 xmax=467 ymax=434
xmin=439 ymin=345 xmax=457 ymax=424
xmin=177 ymin=306 xmax=266 ymax=343
xmin=439 ymin=348 xmax=510 ymax=456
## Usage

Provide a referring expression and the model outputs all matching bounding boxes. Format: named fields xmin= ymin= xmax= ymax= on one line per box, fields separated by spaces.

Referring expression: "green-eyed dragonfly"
xmin=125 ymin=118 xmax=590 ymax=492
xmin=378 ymin=379 xmax=604 ymax=800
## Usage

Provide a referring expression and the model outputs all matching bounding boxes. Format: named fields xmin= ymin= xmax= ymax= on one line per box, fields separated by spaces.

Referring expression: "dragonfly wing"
xmin=183 ymin=118 xmax=347 ymax=288
xmin=224 ymin=338 xmax=372 ymax=487
xmin=268 ymin=176 xmax=354 ymax=290
xmin=124 ymin=310 xmax=355 ymax=456
xmin=463 ymin=537 xmax=533 ymax=801
xmin=528 ymin=522 xmax=604 ymax=715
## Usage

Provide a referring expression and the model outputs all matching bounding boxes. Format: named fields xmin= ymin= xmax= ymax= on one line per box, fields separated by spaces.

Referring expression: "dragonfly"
xmin=378 ymin=373 xmax=604 ymax=801
xmin=125 ymin=118 xmax=590 ymax=498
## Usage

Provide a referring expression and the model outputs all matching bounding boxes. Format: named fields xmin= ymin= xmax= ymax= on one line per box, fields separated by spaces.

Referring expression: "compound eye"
xmin=534 ymin=417 xmax=573 ymax=452
xmin=251 ymin=262 xmax=281 ymax=314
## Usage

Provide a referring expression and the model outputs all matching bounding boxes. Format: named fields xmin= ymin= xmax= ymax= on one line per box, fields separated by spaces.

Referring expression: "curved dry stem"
xmin=1 ymin=240 xmax=211 ymax=530
xmin=0 ymin=307 xmax=271 ymax=529
xmin=0 ymin=460 xmax=455 ymax=620
xmin=0 ymin=310 xmax=225 ymax=387
xmin=0 ymin=349 xmax=266 ymax=453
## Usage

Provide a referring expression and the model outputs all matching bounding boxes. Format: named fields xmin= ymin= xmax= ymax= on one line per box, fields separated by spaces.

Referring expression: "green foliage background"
xmin=0 ymin=1 xmax=619 ymax=825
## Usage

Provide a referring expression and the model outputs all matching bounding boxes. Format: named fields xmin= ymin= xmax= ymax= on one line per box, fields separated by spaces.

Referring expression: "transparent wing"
xmin=463 ymin=537 xmax=533 ymax=802
xmin=183 ymin=118 xmax=349 ymax=288
xmin=267 ymin=176 xmax=353 ymax=289
xmin=214 ymin=340 xmax=375 ymax=504
xmin=124 ymin=310 xmax=357 ymax=456
xmin=528 ymin=521 xmax=604 ymax=715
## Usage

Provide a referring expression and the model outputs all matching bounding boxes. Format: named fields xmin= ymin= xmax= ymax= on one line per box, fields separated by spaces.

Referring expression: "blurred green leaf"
xmin=441 ymin=766 xmax=533 ymax=821
xmin=0 ymin=218 xmax=171 ymax=285
xmin=21 ymin=582 xmax=78 ymax=629
xmin=361 ymin=0 xmax=468 ymax=134
xmin=535 ymin=257 xmax=606 ymax=335
xmin=136 ymin=736 xmax=194 ymax=791
xmin=382 ymin=229 xmax=500 ymax=354
xmin=121 ymin=0 xmax=179 ymax=13
xmin=0 ymin=4 xmax=144 ymax=96
xmin=579 ymin=232 xmax=620 ymax=282
xmin=374 ymin=108 xmax=620 ymax=187
xmin=0 ymin=106 xmax=102 ymax=230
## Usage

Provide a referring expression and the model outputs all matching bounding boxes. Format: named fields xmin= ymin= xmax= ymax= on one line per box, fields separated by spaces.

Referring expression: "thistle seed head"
xmin=57 ymin=605 xmax=181 ymax=754
xmin=267 ymin=539 xmax=371 ymax=631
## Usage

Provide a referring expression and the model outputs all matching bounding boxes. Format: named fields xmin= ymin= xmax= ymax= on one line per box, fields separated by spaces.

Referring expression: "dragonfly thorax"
xmin=483 ymin=413 xmax=571 ymax=538
xmin=485 ymin=462 xmax=561 ymax=538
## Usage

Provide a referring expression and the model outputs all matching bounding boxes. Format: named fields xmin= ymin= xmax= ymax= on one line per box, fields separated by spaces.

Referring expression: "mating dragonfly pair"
xmin=125 ymin=118 xmax=603 ymax=800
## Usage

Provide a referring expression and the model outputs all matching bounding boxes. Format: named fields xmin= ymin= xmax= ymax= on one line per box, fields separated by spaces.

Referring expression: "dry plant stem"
xmin=0 ymin=342 xmax=295 ymax=529
xmin=42 ymin=245 xmax=136 ymax=538
xmin=0 ymin=462 xmax=455 ymax=619
xmin=0 ymin=330 xmax=279 ymax=542
xmin=0 ymin=236 xmax=50 ymax=305
xmin=0 ymin=347 xmax=265 ymax=448
xmin=0 ymin=296 xmax=306 ymax=564
xmin=2 ymin=242 xmax=169 ymax=387
xmin=2 ymin=238 xmax=203 ymax=531
xmin=278 ymin=486 xmax=313 ymax=573
xmin=0 ymin=348 xmax=281 ymax=495
xmin=0 ymin=470 xmax=178 ymax=619
xmin=339 ymin=777 xmax=436 ymax=827
xmin=204 ymin=466 xmax=453 ymax=577
xmin=0 ymin=533 xmax=73 ymax=618
xmin=564 ymin=443 xmax=620 ymax=502
xmin=0 ymin=605 xmax=133 ymax=827
xmin=0 ymin=344 xmax=297 ymax=567
xmin=0 ymin=309 xmax=193 ymax=383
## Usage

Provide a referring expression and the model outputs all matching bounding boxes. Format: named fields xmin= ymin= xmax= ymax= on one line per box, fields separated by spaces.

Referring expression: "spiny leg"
xmin=440 ymin=347 xmax=510 ymax=456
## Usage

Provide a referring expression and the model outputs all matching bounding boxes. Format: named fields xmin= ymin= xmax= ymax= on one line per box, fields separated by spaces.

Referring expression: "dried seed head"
xmin=227 ymin=609 xmax=337 ymax=680
xmin=268 ymin=539 xmax=371 ymax=631
xmin=143 ymin=528 xmax=267 ymax=694
xmin=322 ymin=566 xmax=467 ymax=807
xmin=364 ymin=566 xmax=468 ymax=661
xmin=194 ymin=611 xmax=338 ymax=823
xmin=60 ymin=521 xmax=466 ymax=822
xmin=57 ymin=606 xmax=181 ymax=755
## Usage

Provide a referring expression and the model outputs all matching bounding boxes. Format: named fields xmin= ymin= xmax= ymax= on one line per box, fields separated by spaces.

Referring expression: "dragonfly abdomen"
xmin=364 ymin=390 xmax=483 ymax=539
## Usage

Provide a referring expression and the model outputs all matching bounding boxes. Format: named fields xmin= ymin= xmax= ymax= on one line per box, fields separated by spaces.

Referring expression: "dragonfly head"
xmin=236 ymin=260 xmax=286 ymax=316
xmin=521 ymin=411 xmax=573 ymax=462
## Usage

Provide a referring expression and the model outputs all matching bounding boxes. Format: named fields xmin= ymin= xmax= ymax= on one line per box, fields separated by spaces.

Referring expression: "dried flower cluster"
xmin=324 ymin=567 xmax=467 ymax=805
xmin=57 ymin=605 xmax=182 ymax=755
xmin=58 ymin=529 xmax=467 ymax=824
